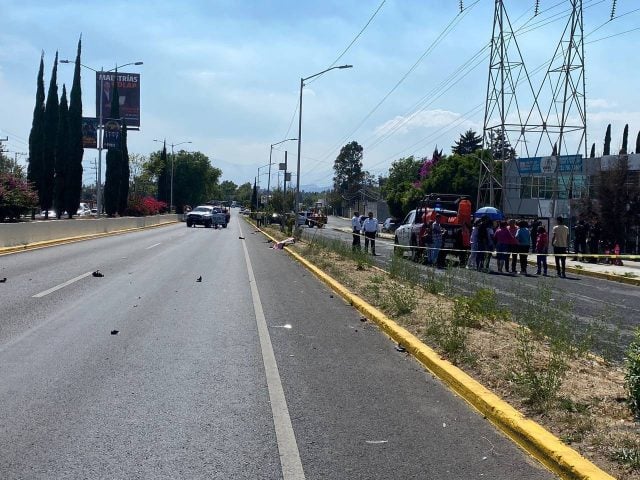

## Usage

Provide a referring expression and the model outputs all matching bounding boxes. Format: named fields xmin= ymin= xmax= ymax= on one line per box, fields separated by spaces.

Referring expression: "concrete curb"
xmin=257 ymin=224 xmax=614 ymax=480
xmin=0 ymin=221 xmax=179 ymax=256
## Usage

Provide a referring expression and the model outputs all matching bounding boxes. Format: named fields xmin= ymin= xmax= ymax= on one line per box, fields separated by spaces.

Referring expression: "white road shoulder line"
xmin=238 ymin=222 xmax=306 ymax=480
xmin=146 ymin=242 xmax=162 ymax=250
xmin=32 ymin=271 xmax=94 ymax=298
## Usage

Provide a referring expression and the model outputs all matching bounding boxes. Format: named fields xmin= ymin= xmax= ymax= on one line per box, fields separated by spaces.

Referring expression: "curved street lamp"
xmin=296 ymin=64 xmax=352 ymax=212
xmin=153 ymin=139 xmax=192 ymax=212
xmin=60 ymin=59 xmax=143 ymax=216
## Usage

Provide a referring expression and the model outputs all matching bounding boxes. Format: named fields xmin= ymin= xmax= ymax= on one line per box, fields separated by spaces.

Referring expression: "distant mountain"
xmin=300 ymin=183 xmax=332 ymax=193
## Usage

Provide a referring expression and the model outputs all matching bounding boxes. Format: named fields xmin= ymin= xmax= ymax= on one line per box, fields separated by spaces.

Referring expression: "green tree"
xmin=66 ymin=37 xmax=84 ymax=218
xmin=333 ymin=141 xmax=363 ymax=201
xmin=28 ymin=53 xmax=46 ymax=214
xmin=590 ymin=143 xmax=595 ymax=158
xmin=0 ymin=173 xmax=39 ymax=222
xmin=380 ymin=156 xmax=422 ymax=219
xmin=157 ymin=143 xmax=169 ymax=204
xmin=53 ymin=85 xmax=69 ymax=218
xmin=219 ymin=180 xmax=237 ymax=202
xmin=621 ymin=124 xmax=629 ymax=154
xmin=104 ymin=78 xmax=121 ymax=216
xmin=172 ymin=151 xmax=221 ymax=212
xmin=489 ymin=130 xmax=515 ymax=161
xmin=451 ymin=129 xmax=482 ymax=155
xmin=129 ymin=154 xmax=156 ymax=197
xmin=41 ymin=51 xmax=59 ymax=217
xmin=636 ymin=131 xmax=640 ymax=155
xmin=0 ymin=151 xmax=25 ymax=177
xmin=598 ymin=156 xmax=639 ymax=247
xmin=420 ymin=152 xmax=481 ymax=204
xmin=603 ymin=124 xmax=611 ymax=156
xmin=251 ymin=178 xmax=258 ymax=210
xmin=235 ymin=182 xmax=252 ymax=206
xmin=118 ymin=120 xmax=130 ymax=216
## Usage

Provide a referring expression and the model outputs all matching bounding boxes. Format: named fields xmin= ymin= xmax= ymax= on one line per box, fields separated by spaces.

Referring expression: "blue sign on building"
xmin=517 ymin=155 xmax=582 ymax=174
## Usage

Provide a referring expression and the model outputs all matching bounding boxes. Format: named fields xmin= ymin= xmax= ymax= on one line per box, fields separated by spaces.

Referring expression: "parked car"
xmin=381 ymin=217 xmax=399 ymax=233
xmin=186 ymin=205 xmax=215 ymax=228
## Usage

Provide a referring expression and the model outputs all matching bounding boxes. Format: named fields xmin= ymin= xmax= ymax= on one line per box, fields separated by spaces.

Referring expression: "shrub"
xmin=625 ymin=328 xmax=640 ymax=419
xmin=0 ymin=173 xmax=38 ymax=222
xmin=125 ymin=195 xmax=167 ymax=216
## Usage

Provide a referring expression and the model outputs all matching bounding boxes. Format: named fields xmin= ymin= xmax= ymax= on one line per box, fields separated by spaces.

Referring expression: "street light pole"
xmin=267 ymin=138 xmax=297 ymax=203
xmin=59 ymin=59 xmax=143 ymax=216
xmin=153 ymin=139 xmax=192 ymax=212
xmin=296 ymin=64 xmax=352 ymax=214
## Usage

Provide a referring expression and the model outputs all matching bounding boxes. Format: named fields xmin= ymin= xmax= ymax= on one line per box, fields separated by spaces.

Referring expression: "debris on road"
xmin=110 ymin=330 xmax=119 ymax=335
xmin=395 ymin=344 xmax=407 ymax=352
xmin=92 ymin=270 xmax=104 ymax=277
xmin=0 ymin=277 xmax=6 ymax=283
xmin=196 ymin=276 xmax=202 ymax=282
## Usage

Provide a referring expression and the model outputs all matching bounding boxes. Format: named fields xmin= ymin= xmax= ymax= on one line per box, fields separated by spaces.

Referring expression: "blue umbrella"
xmin=474 ymin=206 xmax=505 ymax=220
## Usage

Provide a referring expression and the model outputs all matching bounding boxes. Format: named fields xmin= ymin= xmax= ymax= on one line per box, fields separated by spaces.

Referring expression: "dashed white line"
xmin=146 ymin=242 xmax=162 ymax=250
xmin=32 ymin=271 xmax=94 ymax=298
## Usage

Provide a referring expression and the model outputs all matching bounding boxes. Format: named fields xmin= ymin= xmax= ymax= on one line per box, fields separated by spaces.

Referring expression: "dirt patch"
xmin=262 ymin=226 xmax=639 ymax=479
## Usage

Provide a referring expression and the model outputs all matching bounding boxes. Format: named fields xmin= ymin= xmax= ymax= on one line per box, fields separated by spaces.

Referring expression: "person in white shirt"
xmin=351 ymin=211 xmax=362 ymax=251
xmin=361 ymin=211 xmax=379 ymax=255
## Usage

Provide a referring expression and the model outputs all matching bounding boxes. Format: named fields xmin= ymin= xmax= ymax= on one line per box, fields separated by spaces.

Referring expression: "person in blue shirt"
xmin=515 ymin=220 xmax=532 ymax=274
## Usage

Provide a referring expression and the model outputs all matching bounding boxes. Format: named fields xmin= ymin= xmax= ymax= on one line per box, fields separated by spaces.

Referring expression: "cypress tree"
xmin=104 ymin=74 xmax=120 ymax=216
xmin=66 ymin=36 xmax=83 ymax=217
xmin=621 ymin=124 xmax=629 ymax=154
xmin=636 ymin=131 xmax=640 ymax=155
xmin=552 ymin=143 xmax=558 ymax=156
xmin=42 ymin=51 xmax=59 ymax=218
xmin=157 ymin=141 xmax=169 ymax=205
xmin=590 ymin=143 xmax=595 ymax=158
xmin=118 ymin=119 xmax=130 ymax=216
xmin=54 ymin=85 xmax=69 ymax=218
xmin=28 ymin=53 xmax=46 ymax=213
xmin=603 ymin=124 xmax=612 ymax=156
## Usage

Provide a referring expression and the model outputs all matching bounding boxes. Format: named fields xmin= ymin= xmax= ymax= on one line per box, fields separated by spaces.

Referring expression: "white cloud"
xmin=587 ymin=98 xmax=616 ymax=110
xmin=374 ymin=109 xmax=464 ymax=137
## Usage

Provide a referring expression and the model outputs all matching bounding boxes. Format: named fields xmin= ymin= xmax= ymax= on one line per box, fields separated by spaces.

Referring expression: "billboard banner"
xmin=103 ymin=119 xmax=121 ymax=149
xmin=96 ymin=71 xmax=141 ymax=129
xmin=82 ymin=117 xmax=98 ymax=149
xmin=518 ymin=155 xmax=583 ymax=175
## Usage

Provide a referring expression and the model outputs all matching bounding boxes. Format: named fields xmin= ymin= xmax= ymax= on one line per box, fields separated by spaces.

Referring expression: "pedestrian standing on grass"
xmin=362 ymin=211 xmax=379 ymax=256
xmin=515 ymin=220 xmax=531 ymax=274
xmin=552 ymin=216 xmax=569 ymax=278
xmin=535 ymin=225 xmax=548 ymax=275
xmin=351 ymin=211 xmax=362 ymax=251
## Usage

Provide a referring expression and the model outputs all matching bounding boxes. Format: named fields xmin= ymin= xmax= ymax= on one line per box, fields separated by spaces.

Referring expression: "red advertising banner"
xmin=96 ymin=72 xmax=141 ymax=129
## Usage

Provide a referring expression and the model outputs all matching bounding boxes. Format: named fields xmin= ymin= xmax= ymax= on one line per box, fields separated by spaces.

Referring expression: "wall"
xmin=0 ymin=215 xmax=180 ymax=248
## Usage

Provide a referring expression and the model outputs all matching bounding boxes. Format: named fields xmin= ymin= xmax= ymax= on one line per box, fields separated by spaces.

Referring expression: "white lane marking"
xmin=146 ymin=242 xmax=161 ymax=250
xmin=32 ymin=271 xmax=94 ymax=298
xmin=238 ymin=222 xmax=306 ymax=480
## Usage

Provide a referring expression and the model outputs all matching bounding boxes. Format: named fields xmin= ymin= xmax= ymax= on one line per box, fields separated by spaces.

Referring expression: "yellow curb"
xmin=257 ymin=225 xmax=615 ymax=480
xmin=0 ymin=221 xmax=179 ymax=256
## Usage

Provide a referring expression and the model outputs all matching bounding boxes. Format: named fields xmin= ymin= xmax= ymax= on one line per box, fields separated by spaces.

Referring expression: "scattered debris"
xmin=365 ymin=440 xmax=388 ymax=444
xmin=395 ymin=344 xmax=407 ymax=352
xmin=196 ymin=276 xmax=202 ymax=282
xmin=239 ymin=236 xmax=245 ymax=240
xmin=272 ymin=237 xmax=295 ymax=250
xmin=111 ymin=330 xmax=119 ymax=335
xmin=92 ymin=270 xmax=104 ymax=277
xmin=0 ymin=278 xmax=6 ymax=283
xmin=329 ymin=294 xmax=334 ymax=298
xmin=360 ymin=316 xmax=367 ymax=322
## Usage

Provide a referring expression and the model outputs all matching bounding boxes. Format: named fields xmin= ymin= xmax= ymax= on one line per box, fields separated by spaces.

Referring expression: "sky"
xmin=1 ymin=0 xmax=639 ymax=191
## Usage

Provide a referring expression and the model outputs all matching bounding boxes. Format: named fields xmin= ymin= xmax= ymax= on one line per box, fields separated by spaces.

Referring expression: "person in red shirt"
xmin=494 ymin=221 xmax=517 ymax=273
xmin=535 ymin=225 xmax=549 ymax=275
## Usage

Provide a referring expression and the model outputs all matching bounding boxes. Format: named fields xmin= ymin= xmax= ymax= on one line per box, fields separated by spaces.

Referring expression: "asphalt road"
xmin=0 ymin=213 xmax=554 ymax=479
xmin=305 ymin=216 xmax=640 ymax=360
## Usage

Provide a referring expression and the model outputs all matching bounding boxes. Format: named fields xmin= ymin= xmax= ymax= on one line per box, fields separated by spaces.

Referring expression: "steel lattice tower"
xmin=477 ymin=0 xmax=587 ymax=214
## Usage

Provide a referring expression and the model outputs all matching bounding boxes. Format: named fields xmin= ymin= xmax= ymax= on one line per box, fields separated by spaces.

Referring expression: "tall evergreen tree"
xmin=157 ymin=142 xmax=169 ymax=204
xmin=552 ymin=143 xmax=558 ymax=156
xmin=54 ymin=85 xmax=69 ymax=218
xmin=28 ymin=53 xmax=46 ymax=212
xmin=104 ymin=74 xmax=121 ymax=216
xmin=603 ymin=124 xmax=612 ymax=155
xmin=66 ymin=36 xmax=84 ymax=217
xmin=590 ymin=143 xmax=595 ymax=158
xmin=489 ymin=130 xmax=516 ymax=160
xmin=41 ymin=51 xmax=59 ymax=218
xmin=636 ymin=131 xmax=640 ymax=155
xmin=333 ymin=141 xmax=363 ymax=199
xmin=451 ymin=129 xmax=482 ymax=155
xmin=118 ymin=120 xmax=130 ymax=216
xmin=621 ymin=124 xmax=629 ymax=154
